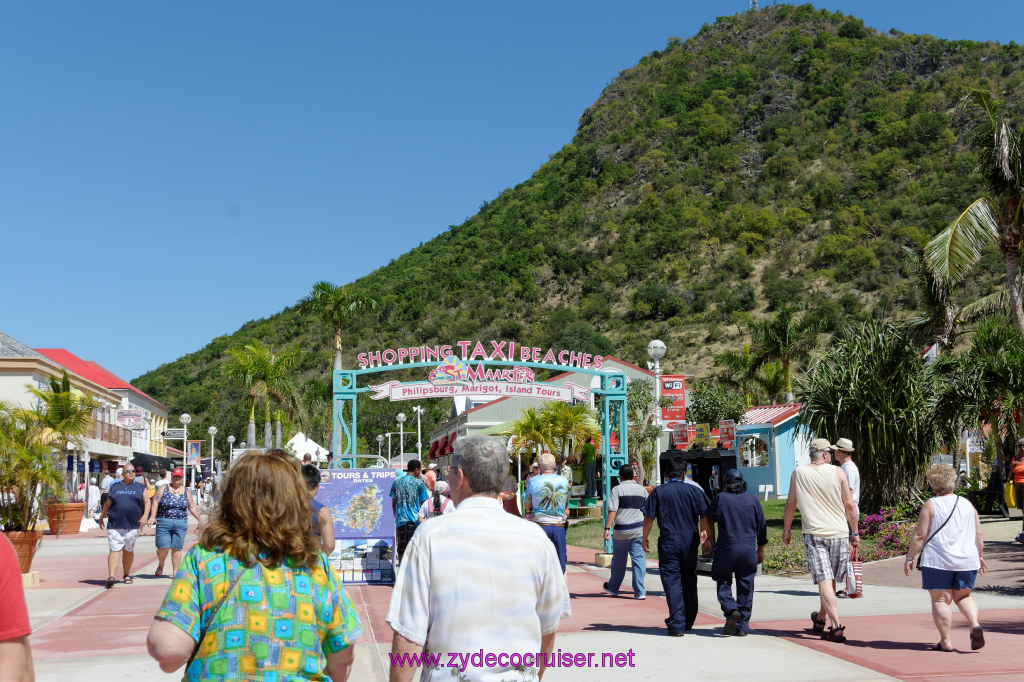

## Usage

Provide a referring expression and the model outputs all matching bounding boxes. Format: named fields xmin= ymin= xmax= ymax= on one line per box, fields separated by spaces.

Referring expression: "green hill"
xmin=133 ymin=4 xmax=1024 ymax=450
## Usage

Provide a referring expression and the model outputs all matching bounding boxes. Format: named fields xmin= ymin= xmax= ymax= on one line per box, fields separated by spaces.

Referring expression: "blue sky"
xmin=2 ymin=1 xmax=1022 ymax=382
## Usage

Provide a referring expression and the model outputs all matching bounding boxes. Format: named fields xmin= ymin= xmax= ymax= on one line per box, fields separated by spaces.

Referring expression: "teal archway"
xmin=332 ymin=358 xmax=628 ymax=552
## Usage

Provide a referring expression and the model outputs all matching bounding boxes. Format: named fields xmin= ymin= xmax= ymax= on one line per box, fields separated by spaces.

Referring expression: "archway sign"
xmin=332 ymin=340 xmax=628 ymax=552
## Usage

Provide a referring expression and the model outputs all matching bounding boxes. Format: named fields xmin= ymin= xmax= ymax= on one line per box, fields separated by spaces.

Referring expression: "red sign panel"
xmin=661 ymin=375 xmax=687 ymax=421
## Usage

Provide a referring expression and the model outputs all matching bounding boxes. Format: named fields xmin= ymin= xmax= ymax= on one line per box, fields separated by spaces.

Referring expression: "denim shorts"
xmin=921 ymin=566 xmax=978 ymax=591
xmin=155 ymin=517 xmax=189 ymax=550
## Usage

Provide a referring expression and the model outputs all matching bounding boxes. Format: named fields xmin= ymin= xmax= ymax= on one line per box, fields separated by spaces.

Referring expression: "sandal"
xmin=104 ymin=576 xmax=116 ymax=589
xmin=810 ymin=611 xmax=826 ymax=633
xmin=154 ymin=567 xmax=163 ymax=578
xmin=835 ymin=590 xmax=848 ymax=599
xmin=970 ymin=626 xmax=985 ymax=650
xmin=932 ymin=643 xmax=955 ymax=652
xmin=821 ymin=625 xmax=847 ymax=643
xmin=123 ymin=576 xmax=134 ymax=584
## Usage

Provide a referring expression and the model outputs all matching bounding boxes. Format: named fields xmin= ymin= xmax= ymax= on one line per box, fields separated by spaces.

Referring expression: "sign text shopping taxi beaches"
xmin=362 ymin=340 xmax=603 ymax=403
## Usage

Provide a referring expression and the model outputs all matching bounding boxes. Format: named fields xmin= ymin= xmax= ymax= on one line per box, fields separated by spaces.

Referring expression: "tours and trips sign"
xmin=361 ymin=340 xmax=606 ymax=403
xmin=314 ymin=468 xmax=397 ymax=585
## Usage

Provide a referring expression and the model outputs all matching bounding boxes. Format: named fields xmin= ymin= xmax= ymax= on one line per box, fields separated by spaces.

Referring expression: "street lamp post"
xmin=208 ymin=426 xmax=217 ymax=482
xmin=412 ymin=405 xmax=424 ymax=459
xmin=227 ymin=435 xmax=235 ymax=462
xmin=376 ymin=434 xmax=384 ymax=456
xmin=180 ymin=413 xmax=191 ymax=488
xmin=386 ymin=432 xmax=393 ymax=459
xmin=648 ymin=340 xmax=667 ymax=486
xmin=396 ymin=413 xmax=407 ymax=463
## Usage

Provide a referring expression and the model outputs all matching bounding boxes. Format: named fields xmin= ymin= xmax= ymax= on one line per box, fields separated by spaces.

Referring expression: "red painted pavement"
xmin=755 ymin=609 xmax=1024 ymax=681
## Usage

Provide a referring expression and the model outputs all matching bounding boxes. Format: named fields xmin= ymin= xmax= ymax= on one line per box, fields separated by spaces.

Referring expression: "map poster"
xmin=314 ymin=468 xmax=397 ymax=585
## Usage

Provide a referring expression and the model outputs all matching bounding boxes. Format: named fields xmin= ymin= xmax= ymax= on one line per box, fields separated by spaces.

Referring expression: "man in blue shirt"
xmin=390 ymin=459 xmax=430 ymax=565
xmin=701 ymin=469 xmax=768 ymax=636
xmin=525 ymin=452 xmax=570 ymax=572
xmin=98 ymin=466 xmax=150 ymax=588
xmin=642 ymin=458 xmax=710 ymax=636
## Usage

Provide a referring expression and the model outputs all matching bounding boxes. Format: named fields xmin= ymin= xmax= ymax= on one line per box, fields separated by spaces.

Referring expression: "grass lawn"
xmin=567 ymin=497 xmax=908 ymax=575
xmin=565 ymin=498 xmax=810 ymax=574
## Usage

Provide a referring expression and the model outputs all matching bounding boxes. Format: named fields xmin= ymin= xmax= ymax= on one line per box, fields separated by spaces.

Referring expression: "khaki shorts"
xmin=107 ymin=528 xmax=139 ymax=553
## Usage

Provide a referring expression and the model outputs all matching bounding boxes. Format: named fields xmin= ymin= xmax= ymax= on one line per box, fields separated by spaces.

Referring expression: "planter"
xmin=3 ymin=531 xmax=43 ymax=573
xmin=45 ymin=501 xmax=86 ymax=536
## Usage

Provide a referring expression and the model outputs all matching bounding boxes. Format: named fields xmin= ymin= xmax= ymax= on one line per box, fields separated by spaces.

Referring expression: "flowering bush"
xmin=858 ymin=504 xmax=920 ymax=562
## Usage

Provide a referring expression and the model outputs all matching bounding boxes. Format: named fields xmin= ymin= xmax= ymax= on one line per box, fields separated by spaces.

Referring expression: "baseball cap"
xmin=723 ymin=469 xmax=743 ymax=484
xmin=172 ymin=467 xmax=184 ymax=477
xmin=134 ymin=465 xmax=144 ymax=473
xmin=428 ymin=463 xmax=437 ymax=469
xmin=810 ymin=437 xmax=832 ymax=454
xmin=1018 ymin=438 xmax=1024 ymax=446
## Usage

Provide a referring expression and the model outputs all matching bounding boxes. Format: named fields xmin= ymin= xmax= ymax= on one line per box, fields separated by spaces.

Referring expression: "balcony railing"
xmin=93 ymin=419 xmax=133 ymax=446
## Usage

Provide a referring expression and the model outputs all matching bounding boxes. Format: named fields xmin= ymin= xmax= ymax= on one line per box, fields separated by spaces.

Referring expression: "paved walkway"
xmin=22 ymin=517 xmax=1024 ymax=681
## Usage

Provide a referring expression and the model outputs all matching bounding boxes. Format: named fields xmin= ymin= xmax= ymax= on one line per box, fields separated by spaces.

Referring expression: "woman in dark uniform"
xmin=701 ymin=469 xmax=768 ymax=636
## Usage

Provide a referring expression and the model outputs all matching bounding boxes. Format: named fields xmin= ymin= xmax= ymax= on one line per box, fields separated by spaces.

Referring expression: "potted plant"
xmin=0 ymin=402 xmax=69 ymax=572
xmin=26 ymin=371 xmax=98 ymax=536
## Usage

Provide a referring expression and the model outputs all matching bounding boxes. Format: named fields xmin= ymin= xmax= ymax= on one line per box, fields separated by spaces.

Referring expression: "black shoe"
xmin=733 ymin=629 xmax=748 ymax=637
xmin=724 ymin=609 xmax=741 ymax=636
xmin=602 ymin=582 xmax=618 ymax=596
xmin=821 ymin=625 xmax=847 ymax=643
xmin=667 ymin=630 xmax=685 ymax=637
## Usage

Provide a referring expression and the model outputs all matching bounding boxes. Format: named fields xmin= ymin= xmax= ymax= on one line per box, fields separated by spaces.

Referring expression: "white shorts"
xmin=108 ymin=528 xmax=139 ymax=553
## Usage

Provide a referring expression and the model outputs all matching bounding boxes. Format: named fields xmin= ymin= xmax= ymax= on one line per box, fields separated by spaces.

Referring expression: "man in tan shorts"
xmin=782 ymin=438 xmax=859 ymax=642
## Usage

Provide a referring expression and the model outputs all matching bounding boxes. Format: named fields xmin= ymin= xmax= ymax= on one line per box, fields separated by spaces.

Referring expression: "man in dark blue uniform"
xmin=642 ymin=458 xmax=710 ymax=636
xmin=701 ymin=469 xmax=768 ymax=636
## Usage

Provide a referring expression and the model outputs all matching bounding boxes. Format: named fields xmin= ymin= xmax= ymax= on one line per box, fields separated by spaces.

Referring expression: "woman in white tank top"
xmin=904 ymin=464 xmax=987 ymax=652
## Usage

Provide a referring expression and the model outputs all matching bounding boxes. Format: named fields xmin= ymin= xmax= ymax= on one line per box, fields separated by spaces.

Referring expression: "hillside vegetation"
xmin=134 ymin=4 xmax=1024 ymax=448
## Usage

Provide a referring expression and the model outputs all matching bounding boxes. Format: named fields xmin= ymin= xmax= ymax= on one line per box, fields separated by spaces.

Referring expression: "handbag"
xmin=1006 ymin=482 xmax=1017 ymax=508
xmin=185 ymin=562 xmax=248 ymax=671
xmin=846 ymin=547 xmax=863 ymax=598
xmin=916 ymin=496 xmax=959 ymax=571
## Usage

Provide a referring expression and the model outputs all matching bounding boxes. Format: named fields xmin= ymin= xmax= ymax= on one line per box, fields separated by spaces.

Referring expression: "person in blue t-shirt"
xmin=390 ymin=459 xmax=429 ymax=564
xmin=525 ymin=452 xmax=570 ymax=572
xmin=98 ymin=466 xmax=151 ymax=588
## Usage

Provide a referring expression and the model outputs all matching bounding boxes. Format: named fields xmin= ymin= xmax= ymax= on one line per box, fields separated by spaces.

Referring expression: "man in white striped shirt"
xmin=386 ymin=435 xmax=571 ymax=682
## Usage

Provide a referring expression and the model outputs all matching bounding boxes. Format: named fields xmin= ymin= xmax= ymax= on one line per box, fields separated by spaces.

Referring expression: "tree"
xmin=798 ymin=319 xmax=938 ymax=509
xmin=222 ymin=340 xmax=271 ymax=447
xmin=714 ymin=343 xmax=758 ymax=406
xmin=503 ymin=406 xmax=552 ymax=468
xmin=222 ymin=340 xmax=301 ymax=448
xmin=753 ymin=362 xmax=786 ymax=405
xmin=749 ymin=304 xmax=820 ymax=396
xmin=905 ymin=246 xmax=1007 ymax=353
xmin=623 ymin=378 xmax=671 ymax=487
xmin=686 ymin=380 xmax=746 ymax=427
xmin=924 ymin=90 xmax=1024 ymax=333
xmin=27 ymin=370 xmax=101 ymax=489
xmin=298 ymin=281 xmax=378 ymax=370
xmin=0 ymin=402 xmax=70 ymax=531
xmin=541 ymin=401 xmax=600 ymax=464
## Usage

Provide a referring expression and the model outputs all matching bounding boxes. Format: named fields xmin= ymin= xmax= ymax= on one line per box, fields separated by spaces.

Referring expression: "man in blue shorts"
xmin=98 ymin=466 xmax=151 ymax=588
xmin=391 ymin=459 xmax=430 ymax=565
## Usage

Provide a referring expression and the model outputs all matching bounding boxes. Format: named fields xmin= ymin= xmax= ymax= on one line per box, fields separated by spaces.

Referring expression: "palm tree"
xmin=27 ymin=370 xmax=101 ymax=490
xmin=905 ymin=246 xmax=1007 ymax=353
xmin=797 ymin=319 xmax=938 ymax=509
xmin=714 ymin=343 xmax=758 ymax=406
xmin=924 ymin=90 xmax=1024 ymax=333
xmin=222 ymin=340 xmax=272 ymax=446
xmin=262 ymin=346 xmax=302 ymax=449
xmin=0 ymin=403 xmax=68 ymax=531
xmin=298 ymin=281 xmax=378 ymax=370
xmin=749 ymin=305 xmax=820 ymax=398
xmin=753 ymin=362 xmax=786 ymax=405
xmin=503 ymin=406 xmax=552 ymax=469
xmin=541 ymin=401 xmax=600 ymax=464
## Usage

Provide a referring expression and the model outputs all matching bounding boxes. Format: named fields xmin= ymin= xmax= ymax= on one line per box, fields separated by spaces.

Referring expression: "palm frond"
xmin=923 ymin=197 xmax=1000 ymax=285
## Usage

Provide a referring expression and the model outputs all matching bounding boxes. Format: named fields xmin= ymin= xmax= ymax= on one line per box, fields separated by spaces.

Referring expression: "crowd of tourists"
xmin=2 ymin=432 xmax=1013 ymax=681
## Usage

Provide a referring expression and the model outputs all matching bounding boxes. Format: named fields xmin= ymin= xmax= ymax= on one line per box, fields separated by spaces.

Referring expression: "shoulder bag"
xmin=185 ymin=561 xmax=249 ymax=671
xmin=916 ymin=496 xmax=959 ymax=571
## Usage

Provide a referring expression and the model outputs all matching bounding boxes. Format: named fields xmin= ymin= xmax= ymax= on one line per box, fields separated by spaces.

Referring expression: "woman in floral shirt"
xmin=147 ymin=449 xmax=361 ymax=681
